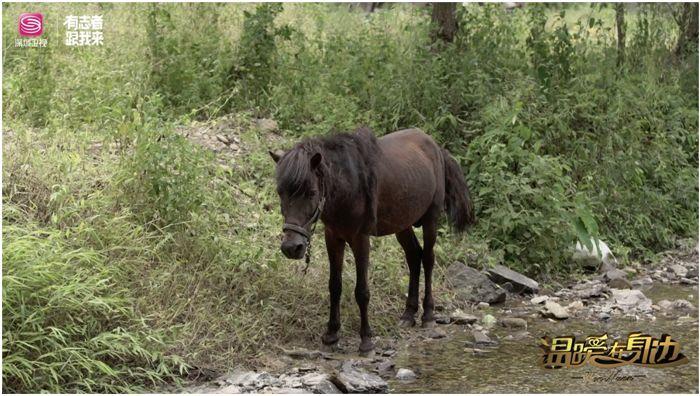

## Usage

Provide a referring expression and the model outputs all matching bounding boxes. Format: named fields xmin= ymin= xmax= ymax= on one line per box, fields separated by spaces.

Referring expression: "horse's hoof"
xmin=421 ymin=319 xmax=436 ymax=329
xmin=322 ymin=332 xmax=339 ymax=346
xmin=358 ymin=338 xmax=375 ymax=355
xmin=398 ymin=318 xmax=416 ymax=328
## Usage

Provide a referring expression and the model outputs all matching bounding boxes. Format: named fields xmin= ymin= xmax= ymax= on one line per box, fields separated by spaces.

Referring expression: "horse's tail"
xmin=441 ymin=148 xmax=475 ymax=232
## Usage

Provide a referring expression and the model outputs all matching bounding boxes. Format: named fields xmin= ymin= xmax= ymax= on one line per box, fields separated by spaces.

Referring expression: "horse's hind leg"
xmin=396 ymin=228 xmax=423 ymax=327
xmin=421 ymin=207 xmax=439 ymax=328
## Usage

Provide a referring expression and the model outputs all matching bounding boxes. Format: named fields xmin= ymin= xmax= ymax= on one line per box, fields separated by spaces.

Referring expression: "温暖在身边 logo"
xmin=19 ymin=13 xmax=43 ymax=37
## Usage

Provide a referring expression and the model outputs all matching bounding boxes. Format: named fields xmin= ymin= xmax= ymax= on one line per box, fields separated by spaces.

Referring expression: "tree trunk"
xmin=431 ymin=3 xmax=458 ymax=43
xmin=675 ymin=3 xmax=699 ymax=57
xmin=615 ymin=4 xmax=626 ymax=67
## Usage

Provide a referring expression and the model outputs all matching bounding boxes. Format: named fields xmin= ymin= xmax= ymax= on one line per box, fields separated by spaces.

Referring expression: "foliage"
xmin=2 ymin=2 xmax=697 ymax=391
xmin=2 ymin=221 xmax=187 ymax=392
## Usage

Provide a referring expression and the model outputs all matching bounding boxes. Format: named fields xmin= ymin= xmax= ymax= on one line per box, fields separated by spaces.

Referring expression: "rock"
xmin=216 ymin=134 xmax=230 ymax=145
xmin=604 ymin=268 xmax=628 ymax=281
xmin=669 ymin=264 xmax=688 ymax=278
xmin=530 ymin=295 xmax=549 ymax=304
xmin=214 ymin=385 xmax=244 ymax=393
xmin=487 ymin=265 xmax=539 ymax=294
xmin=395 ymin=368 xmax=416 ymax=381
xmin=672 ymin=299 xmax=695 ymax=310
xmin=567 ymin=301 xmax=584 ymax=311
xmin=218 ymin=369 xmax=267 ymax=388
xmin=426 ymin=327 xmax=446 ymax=339
xmin=481 ymin=314 xmax=497 ymax=328
xmin=573 ymin=238 xmax=617 ymax=271
xmin=446 ymin=262 xmax=507 ymax=304
xmin=573 ymin=281 xmax=609 ymax=299
xmin=687 ymin=267 xmax=698 ymax=279
xmin=380 ymin=349 xmax=396 ymax=357
xmin=256 ymin=118 xmax=279 ymax=134
xmin=540 ymin=301 xmax=569 ymax=320
xmin=477 ymin=302 xmax=490 ymax=309
xmin=598 ymin=312 xmax=611 ymax=321
xmin=631 ymin=277 xmax=653 ymax=287
xmin=499 ymin=317 xmax=527 ymax=329
xmin=300 ymin=373 xmax=340 ymax=394
xmin=282 ymin=348 xmax=327 ymax=360
xmin=450 ymin=309 xmax=478 ymax=325
xmin=463 ymin=347 xmax=490 ymax=355
xmin=611 ymin=289 xmax=652 ymax=313
xmin=503 ymin=331 xmax=530 ymax=341
xmin=435 ymin=316 xmax=451 ymax=325
xmin=471 ymin=330 xmax=497 ymax=346
xmin=608 ymin=277 xmax=632 ymax=289
xmin=376 ymin=359 xmax=394 ymax=374
xmin=334 ymin=361 xmax=388 ymax=393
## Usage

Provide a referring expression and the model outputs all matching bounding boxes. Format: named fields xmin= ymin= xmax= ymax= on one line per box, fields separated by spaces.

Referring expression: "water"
xmin=390 ymin=284 xmax=698 ymax=393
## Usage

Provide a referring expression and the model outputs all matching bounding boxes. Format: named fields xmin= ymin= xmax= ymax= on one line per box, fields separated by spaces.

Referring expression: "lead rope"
xmin=301 ymin=196 xmax=324 ymax=275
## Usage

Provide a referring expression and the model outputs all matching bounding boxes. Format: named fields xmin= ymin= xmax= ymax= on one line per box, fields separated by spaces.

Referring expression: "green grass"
xmin=2 ymin=2 xmax=697 ymax=392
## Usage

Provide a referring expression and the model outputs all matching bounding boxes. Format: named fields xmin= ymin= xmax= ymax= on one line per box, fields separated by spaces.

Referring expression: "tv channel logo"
xmin=19 ymin=13 xmax=43 ymax=37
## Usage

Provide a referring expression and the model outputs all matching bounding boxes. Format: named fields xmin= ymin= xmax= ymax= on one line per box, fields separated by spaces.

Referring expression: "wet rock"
xmin=450 ymin=309 xmax=478 ymax=325
xmin=300 ymin=373 xmax=339 ymax=394
xmin=530 ymin=295 xmax=549 ymax=304
xmin=669 ymin=264 xmax=688 ymax=278
xmin=540 ymin=301 xmax=569 ymax=320
xmin=610 ymin=289 xmax=652 ymax=313
xmin=481 ymin=314 xmax=497 ymax=328
xmin=446 ymin=262 xmax=507 ymax=304
xmin=334 ymin=361 xmax=388 ymax=393
xmin=471 ymin=329 xmax=497 ymax=346
xmin=487 ymin=265 xmax=539 ymax=294
xmin=598 ymin=312 xmax=611 ymax=321
xmin=609 ymin=277 xmax=632 ymax=289
xmin=687 ymin=267 xmax=698 ymax=279
xmin=395 ymin=368 xmax=416 ymax=381
xmin=477 ymin=302 xmax=490 ymax=309
xmin=499 ymin=317 xmax=527 ymax=329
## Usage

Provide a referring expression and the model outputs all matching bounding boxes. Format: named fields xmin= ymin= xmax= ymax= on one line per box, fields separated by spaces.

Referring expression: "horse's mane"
xmin=275 ymin=127 xmax=380 ymax=233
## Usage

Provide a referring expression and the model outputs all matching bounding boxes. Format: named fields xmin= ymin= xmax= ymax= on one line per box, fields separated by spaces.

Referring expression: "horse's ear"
xmin=310 ymin=152 xmax=322 ymax=170
xmin=269 ymin=149 xmax=285 ymax=163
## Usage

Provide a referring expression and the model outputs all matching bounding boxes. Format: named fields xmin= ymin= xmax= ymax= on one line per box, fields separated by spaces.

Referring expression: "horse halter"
xmin=282 ymin=180 xmax=326 ymax=268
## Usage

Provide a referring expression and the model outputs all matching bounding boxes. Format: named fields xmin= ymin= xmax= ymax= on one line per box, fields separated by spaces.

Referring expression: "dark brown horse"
xmin=270 ymin=127 xmax=474 ymax=353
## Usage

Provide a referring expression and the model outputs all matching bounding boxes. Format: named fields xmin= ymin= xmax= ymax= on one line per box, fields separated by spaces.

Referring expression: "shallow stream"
xmin=389 ymin=284 xmax=698 ymax=393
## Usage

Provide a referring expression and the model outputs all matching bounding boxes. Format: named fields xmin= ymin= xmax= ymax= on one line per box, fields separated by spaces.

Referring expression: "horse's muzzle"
xmin=281 ymin=237 xmax=306 ymax=260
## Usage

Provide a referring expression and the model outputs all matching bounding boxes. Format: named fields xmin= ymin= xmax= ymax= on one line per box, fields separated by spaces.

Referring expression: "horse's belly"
xmin=373 ymin=145 xmax=438 ymax=235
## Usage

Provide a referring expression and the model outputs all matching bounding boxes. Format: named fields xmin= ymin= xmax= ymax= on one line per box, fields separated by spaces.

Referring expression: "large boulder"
xmin=487 ymin=265 xmax=539 ymax=294
xmin=445 ymin=262 xmax=506 ymax=304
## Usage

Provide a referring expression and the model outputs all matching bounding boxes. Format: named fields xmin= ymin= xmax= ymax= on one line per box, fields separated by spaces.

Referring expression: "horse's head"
xmin=270 ymin=147 xmax=325 ymax=260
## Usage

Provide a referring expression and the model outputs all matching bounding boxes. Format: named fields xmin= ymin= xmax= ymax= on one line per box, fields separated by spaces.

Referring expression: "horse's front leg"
xmin=349 ymin=234 xmax=374 ymax=353
xmin=322 ymin=227 xmax=345 ymax=346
